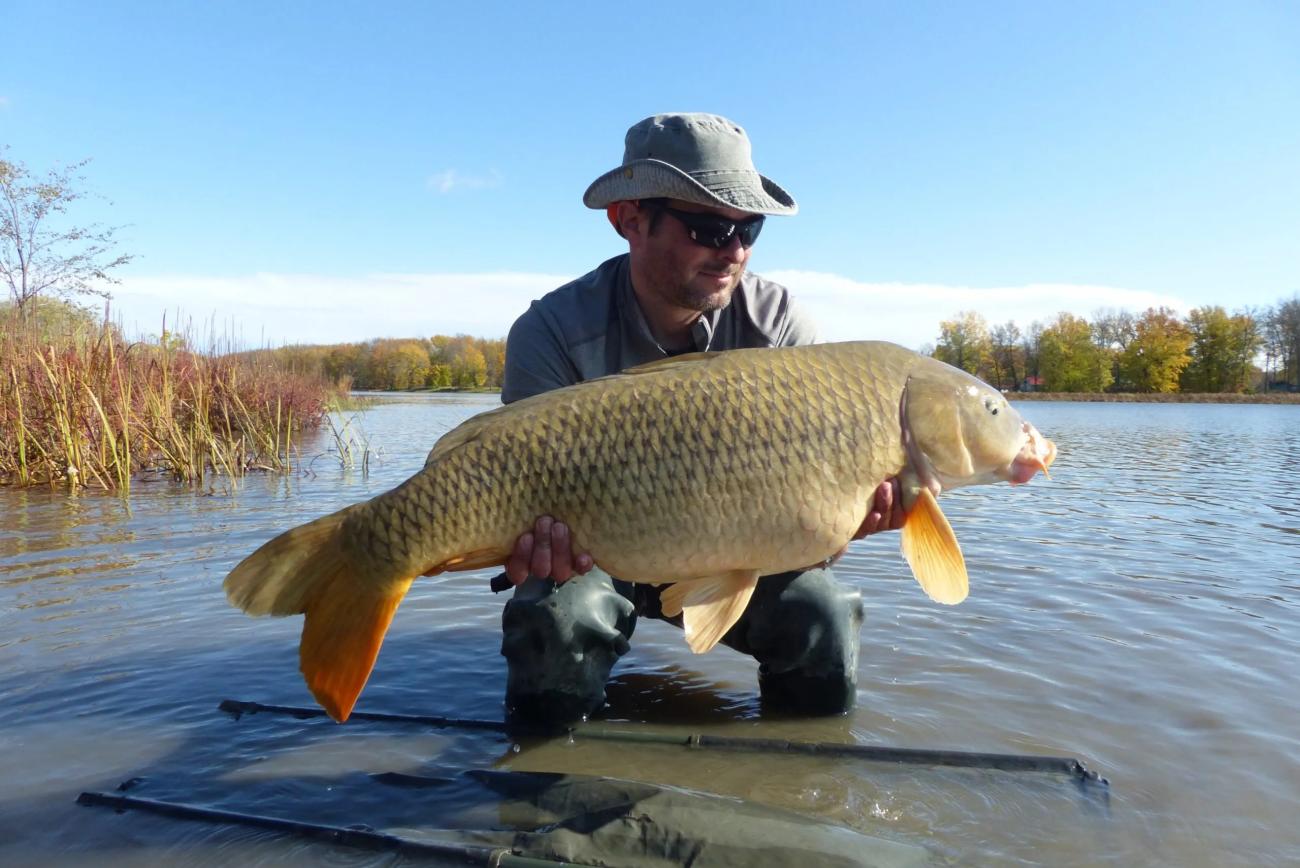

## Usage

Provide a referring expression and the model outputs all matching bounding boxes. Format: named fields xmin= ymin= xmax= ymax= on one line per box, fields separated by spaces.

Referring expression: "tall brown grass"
xmin=1 ymin=304 xmax=339 ymax=491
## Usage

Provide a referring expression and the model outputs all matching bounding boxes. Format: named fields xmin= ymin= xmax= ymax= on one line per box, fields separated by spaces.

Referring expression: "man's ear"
xmin=610 ymin=200 xmax=645 ymax=243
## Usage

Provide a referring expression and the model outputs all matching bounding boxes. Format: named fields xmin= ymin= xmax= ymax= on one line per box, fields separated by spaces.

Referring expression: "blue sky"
xmin=3 ymin=1 xmax=1297 ymax=350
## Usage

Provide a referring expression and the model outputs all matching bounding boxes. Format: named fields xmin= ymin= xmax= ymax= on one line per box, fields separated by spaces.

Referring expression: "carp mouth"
xmin=900 ymin=378 xmax=1057 ymax=494
xmin=1008 ymin=422 xmax=1056 ymax=485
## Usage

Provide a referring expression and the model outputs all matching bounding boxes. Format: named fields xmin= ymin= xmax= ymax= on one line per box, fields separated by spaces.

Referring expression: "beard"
xmin=648 ymin=256 xmax=744 ymax=314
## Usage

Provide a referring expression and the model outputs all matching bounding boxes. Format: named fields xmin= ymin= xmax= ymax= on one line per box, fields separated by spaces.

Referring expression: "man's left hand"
xmin=853 ymin=478 xmax=904 ymax=539
xmin=814 ymin=478 xmax=905 ymax=570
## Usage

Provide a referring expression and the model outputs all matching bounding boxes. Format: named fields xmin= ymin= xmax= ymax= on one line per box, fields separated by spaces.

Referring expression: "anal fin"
xmin=900 ymin=488 xmax=968 ymax=604
xmin=660 ymin=570 xmax=761 ymax=653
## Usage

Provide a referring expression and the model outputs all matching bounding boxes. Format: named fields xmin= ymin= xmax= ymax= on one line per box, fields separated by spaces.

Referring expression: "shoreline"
xmin=1009 ymin=391 xmax=1300 ymax=404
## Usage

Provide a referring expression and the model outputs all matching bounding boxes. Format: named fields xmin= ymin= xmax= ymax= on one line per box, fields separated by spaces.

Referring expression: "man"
xmin=494 ymin=113 xmax=901 ymax=725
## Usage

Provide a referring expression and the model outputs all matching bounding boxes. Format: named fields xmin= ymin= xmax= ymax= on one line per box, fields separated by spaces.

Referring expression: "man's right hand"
xmin=504 ymin=515 xmax=595 ymax=586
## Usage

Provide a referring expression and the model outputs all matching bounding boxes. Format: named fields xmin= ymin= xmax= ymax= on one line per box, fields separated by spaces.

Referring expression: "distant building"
xmin=1020 ymin=375 xmax=1045 ymax=392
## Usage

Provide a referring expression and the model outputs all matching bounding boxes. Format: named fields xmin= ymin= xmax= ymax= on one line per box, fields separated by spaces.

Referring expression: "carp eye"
xmin=984 ymin=397 xmax=999 ymax=415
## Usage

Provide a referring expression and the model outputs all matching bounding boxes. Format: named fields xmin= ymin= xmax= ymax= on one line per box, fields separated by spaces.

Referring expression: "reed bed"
xmin=0 ymin=310 xmax=338 ymax=491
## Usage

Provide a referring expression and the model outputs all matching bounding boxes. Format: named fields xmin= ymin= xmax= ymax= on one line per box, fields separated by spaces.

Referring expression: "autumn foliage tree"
xmin=368 ymin=340 xmax=432 ymax=390
xmin=925 ymin=298 xmax=1300 ymax=396
xmin=933 ymin=311 xmax=992 ymax=381
xmin=234 ymin=334 xmax=507 ymax=392
xmin=1118 ymin=307 xmax=1192 ymax=393
xmin=432 ymin=335 xmax=488 ymax=389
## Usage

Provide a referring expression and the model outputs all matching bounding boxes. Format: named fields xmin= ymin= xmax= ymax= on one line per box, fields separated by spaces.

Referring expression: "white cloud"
xmin=111 ymin=271 xmax=570 ymax=346
xmin=109 ymin=268 xmax=1188 ymax=352
xmin=766 ymin=269 xmax=1188 ymax=350
xmin=426 ymin=168 xmax=503 ymax=194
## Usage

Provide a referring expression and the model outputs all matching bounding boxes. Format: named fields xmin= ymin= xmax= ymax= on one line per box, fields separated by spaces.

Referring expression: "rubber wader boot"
xmin=500 ymin=568 xmax=636 ymax=727
xmin=719 ymin=568 xmax=864 ymax=716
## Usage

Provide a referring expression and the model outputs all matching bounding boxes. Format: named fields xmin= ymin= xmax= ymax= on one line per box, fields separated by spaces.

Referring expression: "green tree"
xmin=1118 ymin=307 xmax=1192 ymax=393
xmin=933 ymin=311 xmax=992 ymax=379
xmin=1 ymin=150 xmax=133 ymax=319
xmin=1039 ymin=313 xmax=1112 ymax=392
xmin=427 ymin=363 xmax=453 ymax=389
xmin=1180 ymin=306 xmax=1263 ymax=393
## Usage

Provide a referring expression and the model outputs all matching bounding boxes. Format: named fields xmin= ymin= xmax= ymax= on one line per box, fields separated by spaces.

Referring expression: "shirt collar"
xmin=618 ymin=258 xmax=723 ymax=357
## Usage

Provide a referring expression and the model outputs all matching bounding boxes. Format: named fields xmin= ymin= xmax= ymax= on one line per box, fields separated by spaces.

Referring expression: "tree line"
xmin=247 ymin=335 xmax=507 ymax=392
xmin=930 ymin=301 xmax=1300 ymax=394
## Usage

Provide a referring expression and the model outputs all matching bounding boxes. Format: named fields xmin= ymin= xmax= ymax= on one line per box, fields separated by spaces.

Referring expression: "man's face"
xmin=628 ymin=199 xmax=756 ymax=314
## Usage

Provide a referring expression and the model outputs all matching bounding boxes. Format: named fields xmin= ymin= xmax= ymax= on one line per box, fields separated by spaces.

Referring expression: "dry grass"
xmin=0 ymin=308 xmax=340 ymax=490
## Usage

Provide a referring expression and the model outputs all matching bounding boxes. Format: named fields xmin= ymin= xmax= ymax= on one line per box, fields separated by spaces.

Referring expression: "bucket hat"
xmin=583 ymin=113 xmax=797 ymax=216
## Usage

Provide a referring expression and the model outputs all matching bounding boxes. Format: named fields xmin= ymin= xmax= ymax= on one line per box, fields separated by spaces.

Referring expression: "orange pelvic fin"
xmin=660 ymin=569 xmax=760 ymax=653
xmin=900 ymin=488 xmax=969 ymax=605
xmin=299 ymin=568 xmax=414 ymax=722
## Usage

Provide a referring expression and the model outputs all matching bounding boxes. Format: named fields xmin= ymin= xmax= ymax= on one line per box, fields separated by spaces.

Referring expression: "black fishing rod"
xmin=76 ymin=791 xmax=586 ymax=867
xmin=219 ymin=699 xmax=1108 ymax=786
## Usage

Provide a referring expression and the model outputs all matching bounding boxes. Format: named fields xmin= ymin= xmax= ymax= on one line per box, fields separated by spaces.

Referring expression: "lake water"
xmin=2 ymin=394 xmax=1298 ymax=866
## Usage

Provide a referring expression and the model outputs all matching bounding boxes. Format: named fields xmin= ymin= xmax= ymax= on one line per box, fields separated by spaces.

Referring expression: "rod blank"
xmin=76 ymin=791 xmax=577 ymax=867
xmin=219 ymin=698 xmax=1108 ymax=786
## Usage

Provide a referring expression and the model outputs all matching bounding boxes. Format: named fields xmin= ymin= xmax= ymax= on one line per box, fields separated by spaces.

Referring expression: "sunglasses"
xmin=642 ymin=199 xmax=765 ymax=249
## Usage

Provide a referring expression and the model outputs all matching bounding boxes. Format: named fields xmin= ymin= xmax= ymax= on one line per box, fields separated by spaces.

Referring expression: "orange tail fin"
xmin=223 ymin=505 xmax=414 ymax=722
xmin=299 ymin=567 xmax=413 ymax=722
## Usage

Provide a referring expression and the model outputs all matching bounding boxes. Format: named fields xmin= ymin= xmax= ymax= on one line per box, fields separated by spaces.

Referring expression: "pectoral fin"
xmin=659 ymin=570 xmax=761 ymax=653
xmin=900 ymin=488 xmax=968 ymax=605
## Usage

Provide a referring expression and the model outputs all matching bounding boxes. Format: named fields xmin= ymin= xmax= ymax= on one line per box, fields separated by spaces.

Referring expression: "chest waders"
xmin=499 ymin=565 xmax=864 ymax=725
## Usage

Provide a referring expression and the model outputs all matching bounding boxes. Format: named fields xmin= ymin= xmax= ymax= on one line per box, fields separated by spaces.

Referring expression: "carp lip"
xmin=1009 ymin=423 xmax=1056 ymax=485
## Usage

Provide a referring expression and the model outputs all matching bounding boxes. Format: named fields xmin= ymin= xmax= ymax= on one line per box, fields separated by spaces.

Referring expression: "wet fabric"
xmin=401 ymin=770 xmax=931 ymax=867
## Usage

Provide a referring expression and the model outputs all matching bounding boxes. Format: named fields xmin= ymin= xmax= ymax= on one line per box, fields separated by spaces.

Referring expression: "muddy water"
xmin=2 ymin=395 xmax=1298 ymax=866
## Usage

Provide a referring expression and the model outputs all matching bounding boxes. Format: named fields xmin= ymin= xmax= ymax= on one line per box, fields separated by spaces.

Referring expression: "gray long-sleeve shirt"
xmin=502 ymin=254 xmax=818 ymax=404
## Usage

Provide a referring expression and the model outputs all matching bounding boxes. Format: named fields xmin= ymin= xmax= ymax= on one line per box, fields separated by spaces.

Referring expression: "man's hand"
xmin=504 ymin=515 xmax=594 ymax=586
xmin=853 ymin=478 xmax=904 ymax=540
xmin=814 ymin=478 xmax=905 ymax=570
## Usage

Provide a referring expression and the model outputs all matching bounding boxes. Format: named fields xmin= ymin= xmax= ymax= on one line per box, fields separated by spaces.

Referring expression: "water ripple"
xmin=3 ymin=397 xmax=1299 ymax=865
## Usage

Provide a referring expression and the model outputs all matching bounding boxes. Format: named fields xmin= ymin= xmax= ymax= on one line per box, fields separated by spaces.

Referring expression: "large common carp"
xmin=225 ymin=341 xmax=1056 ymax=722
